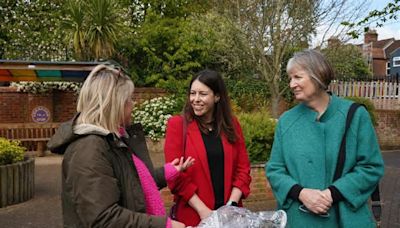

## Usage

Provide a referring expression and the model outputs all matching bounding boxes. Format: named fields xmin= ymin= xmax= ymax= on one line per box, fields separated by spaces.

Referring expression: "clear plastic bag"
xmin=195 ymin=206 xmax=287 ymax=228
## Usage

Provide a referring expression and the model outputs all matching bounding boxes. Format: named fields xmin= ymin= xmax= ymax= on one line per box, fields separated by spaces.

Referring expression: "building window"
xmin=393 ymin=56 xmax=400 ymax=67
xmin=387 ymin=61 xmax=391 ymax=75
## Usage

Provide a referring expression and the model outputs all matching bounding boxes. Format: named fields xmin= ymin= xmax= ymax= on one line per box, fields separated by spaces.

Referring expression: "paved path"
xmin=0 ymin=155 xmax=62 ymax=228
xmin=381 ymin=150 xmax=400 ymax=228
xmin=0 ymin=151 xmax=399 ymax=227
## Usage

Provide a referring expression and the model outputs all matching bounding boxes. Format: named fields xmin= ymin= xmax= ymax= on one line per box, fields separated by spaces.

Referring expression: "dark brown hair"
xmin=183 ymin=69 xmax=237 ymax=143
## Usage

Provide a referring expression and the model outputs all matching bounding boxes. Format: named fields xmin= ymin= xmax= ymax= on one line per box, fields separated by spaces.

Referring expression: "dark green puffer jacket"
xmin=48 ymin=117 xmax=167 ymax=228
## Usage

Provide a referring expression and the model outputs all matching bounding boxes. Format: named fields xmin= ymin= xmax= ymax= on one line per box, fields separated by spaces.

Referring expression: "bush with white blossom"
xmin=11 ymin=81 xmax=82 ymax=94
xmin=132 ymin=96 xmax=180 ymax=141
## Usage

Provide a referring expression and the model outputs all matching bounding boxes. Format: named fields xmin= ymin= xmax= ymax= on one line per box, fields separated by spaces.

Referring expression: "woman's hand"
xmin=299 ymin=188 xmax=332 ymax=214
xmin=171 ymin=156 xmax=195 ymax=172
xmin=171 ymin=220 xmax=186 ymax=228
xmin=321 ymin=189 xmax=333 ymax=203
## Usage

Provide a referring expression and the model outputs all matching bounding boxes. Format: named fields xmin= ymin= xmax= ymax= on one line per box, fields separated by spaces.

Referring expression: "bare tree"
xmin=313 ymin=0 xmax=370 ymax=47
xmin=212 ymin=0 xmax=369 ymax=117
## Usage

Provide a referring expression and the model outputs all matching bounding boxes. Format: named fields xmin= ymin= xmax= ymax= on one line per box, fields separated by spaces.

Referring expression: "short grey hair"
xmin=76 ymin=64 xmax=134 ymax=135
xmin=286 ymin=49 xmax=334 ymax=90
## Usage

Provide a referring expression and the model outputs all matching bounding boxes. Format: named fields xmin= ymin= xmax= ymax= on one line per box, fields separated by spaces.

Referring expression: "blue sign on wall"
xmin=31 ymin=106 xmax=50 ymax=123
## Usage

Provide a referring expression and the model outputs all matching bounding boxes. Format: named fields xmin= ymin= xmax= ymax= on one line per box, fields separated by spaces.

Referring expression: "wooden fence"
xmin=329 ymin=81 xmax=400 ymax=110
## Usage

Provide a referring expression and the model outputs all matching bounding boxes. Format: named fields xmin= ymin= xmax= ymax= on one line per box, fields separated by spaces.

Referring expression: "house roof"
xmin=385 ymin=40 xmax=400 ymax=57
xmin=0 ymin=60 xmax=106 ymax=82
xmin=373 ymin=38 xmax=394 ymax=49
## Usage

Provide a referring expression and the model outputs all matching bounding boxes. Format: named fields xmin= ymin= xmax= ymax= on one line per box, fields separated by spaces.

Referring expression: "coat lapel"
xmin=187 ymin=121 xmax=213 ymax=188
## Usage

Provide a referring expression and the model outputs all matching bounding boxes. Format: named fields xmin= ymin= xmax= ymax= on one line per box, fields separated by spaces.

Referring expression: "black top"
xmin=201 ymin=129 xmax=225 ymax=209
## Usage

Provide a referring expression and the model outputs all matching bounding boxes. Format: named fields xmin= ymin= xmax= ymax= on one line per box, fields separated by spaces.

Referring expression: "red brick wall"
xmin=0 ymin=87 xmax=167 ymax=123
xmin=0 ymin=87 xmax=27 ymax=122
xmin=376 ymin=110 xmax=400 ymax=149
xmin=134 ymin=88 xmax=168 ymax=104
xmin=373 ymin=59 xmax=388 ymax=79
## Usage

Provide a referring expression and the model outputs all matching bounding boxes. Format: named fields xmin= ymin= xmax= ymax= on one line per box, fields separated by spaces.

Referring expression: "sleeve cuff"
xmin=164 ymin=163 xmax=179 ymax=181
xmin=328 ymin=186 xmax=344 ymax=204
xmin=288 ymin=184 xmax=303 ymax=201
xmin=166 ymin=217 xmax=172 ymax=228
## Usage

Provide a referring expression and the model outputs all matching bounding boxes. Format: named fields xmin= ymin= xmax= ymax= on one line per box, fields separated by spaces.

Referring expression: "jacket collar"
xmin=300 ymin=94 xmax=339 ymax=123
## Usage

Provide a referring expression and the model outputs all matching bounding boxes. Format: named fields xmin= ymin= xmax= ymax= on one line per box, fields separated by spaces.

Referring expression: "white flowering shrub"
xmin=11 ymin=81 xmax=82 ymax=94
xmin=132 ymin=96 xmax=180 ymax=141
xmin=0 ymin=0 xmax=68 ymax=60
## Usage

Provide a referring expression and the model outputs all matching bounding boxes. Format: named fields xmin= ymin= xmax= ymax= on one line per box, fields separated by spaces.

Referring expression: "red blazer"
xmin=164 ymin=115 xmax=251 ymax=226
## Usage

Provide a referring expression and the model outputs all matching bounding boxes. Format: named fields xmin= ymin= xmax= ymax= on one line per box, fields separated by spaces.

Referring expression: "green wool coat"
xmin=265 ymin=95 xmax=384 ymax=228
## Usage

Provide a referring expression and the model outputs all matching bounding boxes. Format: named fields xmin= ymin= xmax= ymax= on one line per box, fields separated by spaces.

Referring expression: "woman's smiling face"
xmin=288 ymin=66 xmax=320 ymax=102
xmin=189 ymin=79 xmax=219 ymax=122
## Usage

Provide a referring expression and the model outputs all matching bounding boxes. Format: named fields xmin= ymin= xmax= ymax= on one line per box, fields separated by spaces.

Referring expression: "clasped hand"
xmin=299 ymin=188 xmax=333 ymax=215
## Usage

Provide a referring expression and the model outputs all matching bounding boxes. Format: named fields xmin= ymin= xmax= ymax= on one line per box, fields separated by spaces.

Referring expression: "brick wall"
xmin=376 ymin=110 xmax=400 ymax=150
xmin=53 ymin=91 xmax=78 ymax=122
xmin=0 ymin=87 xmax=167 ymax=123
xmin=0 ymin=87 xmax=27 ymax=122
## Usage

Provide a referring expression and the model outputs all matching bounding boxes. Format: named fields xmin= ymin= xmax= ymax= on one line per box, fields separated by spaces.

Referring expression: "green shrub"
xmin=226 ymin=79 xmax=270 ymax=112
xmin=0 ymin=138 xmax=26 ymax=166
xmin=238 ymin=112 xmax=276 ymax=164
xmin=345 ymin=96 xmax=377 ymax=126
xmin=132 ymin=96 xmax=181 ymax=141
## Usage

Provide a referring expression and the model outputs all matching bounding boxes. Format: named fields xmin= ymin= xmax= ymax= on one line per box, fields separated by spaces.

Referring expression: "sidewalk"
xmin=0 ymin=151 xmax=398 ymax=228
xmin=0 ymin=154 xmax=62 ymax=228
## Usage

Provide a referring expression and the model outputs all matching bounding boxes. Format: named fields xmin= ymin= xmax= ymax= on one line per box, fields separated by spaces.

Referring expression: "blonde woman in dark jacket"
xmin=48 ymin=64 xmax=193 ymax=228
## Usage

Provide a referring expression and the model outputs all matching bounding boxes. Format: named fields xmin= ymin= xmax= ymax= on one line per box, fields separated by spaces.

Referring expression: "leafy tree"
xmin=124 ymin=12 xmax=206 ymax=86
xmin=118 ymin=9 xmax=253 ymax=87
xmin=322 ymin=42 xmax=372 ymax=80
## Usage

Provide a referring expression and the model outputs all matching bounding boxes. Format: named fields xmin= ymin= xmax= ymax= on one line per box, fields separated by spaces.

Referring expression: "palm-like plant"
xmin=63 ymin=0 xmax=125 ymax=60
xmin=63 ymin=0 xmax=86 ymax=60
xmin=85 ymin=0 xmax=124 ymax=60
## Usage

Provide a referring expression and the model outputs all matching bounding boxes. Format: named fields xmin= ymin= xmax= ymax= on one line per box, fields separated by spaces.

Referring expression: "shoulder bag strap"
xmin=333 ymin=103 xmax=381 ymax=222
xmin=333 ymin=102 xmax=362 ymax=181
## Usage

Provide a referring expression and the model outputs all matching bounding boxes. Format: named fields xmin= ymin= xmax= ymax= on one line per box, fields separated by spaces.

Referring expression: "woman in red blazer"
xmin=164 ymin=69 xmax=252 ymax=226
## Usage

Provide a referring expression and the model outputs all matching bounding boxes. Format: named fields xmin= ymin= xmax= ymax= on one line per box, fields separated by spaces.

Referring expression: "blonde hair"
xmin=286 ymin=49 xmax=334 ymax=90
xmin=76 ymin=64 xmax=134 ymax=135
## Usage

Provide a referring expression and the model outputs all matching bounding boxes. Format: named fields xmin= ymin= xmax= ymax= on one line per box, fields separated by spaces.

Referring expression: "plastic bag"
xmin=195 ymin=206 xmax=287 ymax=228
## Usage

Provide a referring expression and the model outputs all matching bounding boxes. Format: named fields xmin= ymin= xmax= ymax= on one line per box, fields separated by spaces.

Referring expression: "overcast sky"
xmin=312 ymin=0 xmax=400 ymax=46
xmin=368 ymin=0 xmax=400 ymax=40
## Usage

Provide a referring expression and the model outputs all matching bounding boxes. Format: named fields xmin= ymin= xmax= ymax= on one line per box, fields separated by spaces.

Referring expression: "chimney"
xmin=364 ymin=29 xmax=378 ymax=44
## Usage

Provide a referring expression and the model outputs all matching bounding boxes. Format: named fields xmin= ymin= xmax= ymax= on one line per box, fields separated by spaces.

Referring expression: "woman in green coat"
xmin=265 ymin=49 xmax=384 ymax=228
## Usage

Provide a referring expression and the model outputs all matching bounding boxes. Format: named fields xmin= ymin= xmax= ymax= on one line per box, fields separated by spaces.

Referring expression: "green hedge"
xmin=0 ymin=138 xmax=26 ymax=166
xmin=226 ymin=79 xmax=270 ymax=112
xmin=345 ymin=96 xmax=377 ymax=126
xmin=238 ymin=112 xmax=276 ymax=164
